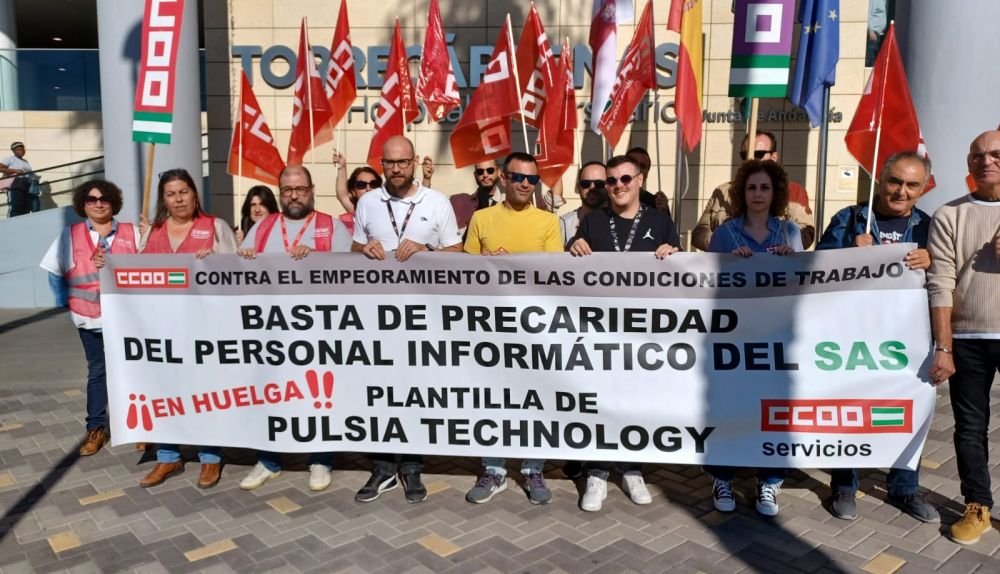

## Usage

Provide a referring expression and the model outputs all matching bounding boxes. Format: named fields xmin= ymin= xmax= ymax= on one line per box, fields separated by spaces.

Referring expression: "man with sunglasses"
xmin=692 ymin=131 xmax=815 ymax=251
xmin=560 ymin=161 xmax=608 ymax=247
xmin=566 ymin=155 xmax=679 ymax=511
xmin=352 ymin=135 xmax=462 ymax=504
xmin=464 ymin=152 xmax=562 ymax=505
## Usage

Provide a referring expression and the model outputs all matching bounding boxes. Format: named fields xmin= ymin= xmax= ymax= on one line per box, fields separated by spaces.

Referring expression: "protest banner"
xmin=101 ymin=246 xmax=934 ymax=469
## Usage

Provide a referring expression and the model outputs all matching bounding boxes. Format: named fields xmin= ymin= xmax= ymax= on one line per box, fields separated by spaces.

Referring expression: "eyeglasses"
xmin=380 ymin=157 xmax=414 ymax=169
xmin=739 ymin=149 xmax=775 ymax=160
xmin=605 ymin=174 xmax=638 ymax=187
xmin=353 ymin=179 xmax=379 ymax=190
xmin=578 ymin=179 xmax=606 ymax=189
xmin=968 ymin=150 xmax=1000 ymax=164
xmin=84 ymin=195 xmax=110 ymax=205
xmin=279 ymin=186 xmax=313 ymax=197
xmin=474 ymin=167 xmax=496 ymax=176
xmin=507 ymin=172 xmax=541 ymax=185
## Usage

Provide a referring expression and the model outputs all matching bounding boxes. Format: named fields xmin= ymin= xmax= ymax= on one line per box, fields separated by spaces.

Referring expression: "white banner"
xmin=101 ymin=246 xmax=935 ymax=469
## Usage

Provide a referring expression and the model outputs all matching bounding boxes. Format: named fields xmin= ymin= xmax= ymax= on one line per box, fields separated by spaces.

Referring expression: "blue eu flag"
xmin=789 ymin=0 xmax=839 ymax=127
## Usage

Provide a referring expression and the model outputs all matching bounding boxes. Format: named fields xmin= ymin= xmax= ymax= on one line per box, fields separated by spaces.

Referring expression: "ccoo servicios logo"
xmin=114 ymin=268 xmax=189 ymax=289
xmin=760 ymin=399 xmax=912 ymax=434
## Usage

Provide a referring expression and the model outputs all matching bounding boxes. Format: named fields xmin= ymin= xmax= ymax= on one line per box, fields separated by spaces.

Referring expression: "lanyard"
xmin=608 ymin=205 xmax=645 ymax=252
xmin=386 ymin=200 xmax=417 ymax=242
xmin=88 ymin=219 xmax=117 ymax=252
xmin=280 ymin=212 xmax=316 ymax=252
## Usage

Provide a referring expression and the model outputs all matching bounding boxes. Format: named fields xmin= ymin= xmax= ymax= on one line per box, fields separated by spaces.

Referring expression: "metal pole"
xmin=653 ymin=94 xmax=663 ymax=193
xmin=815 ymin=87 xmax=830 ymax=240
xmin=673 ymin=125 xmax=683 ymax=231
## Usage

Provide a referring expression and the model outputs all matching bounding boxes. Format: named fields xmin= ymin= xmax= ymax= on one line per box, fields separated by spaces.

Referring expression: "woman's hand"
xmin=770 ymin=244 xmax=794 ymax=256
xmin=732 ymin=246 xmax=753 ymax=258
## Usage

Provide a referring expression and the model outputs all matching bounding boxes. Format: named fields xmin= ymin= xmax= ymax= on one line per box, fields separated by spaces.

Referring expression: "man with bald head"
xmin=927 ymin=130 xmax=1000 ymax=545
xmin=352 ymin=135 xmax=461 ymax=504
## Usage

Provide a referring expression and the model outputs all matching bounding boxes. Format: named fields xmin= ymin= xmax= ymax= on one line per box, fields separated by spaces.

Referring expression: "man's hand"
xmin=238 ymin=247 xmax=257 ymax=260
xmin=139 ymin=215 xmax=149 ymax=238
xmin=905 ymin=248 xmax=931 ymax=270
xmin=481 ymin=247 xmax=509 ymax=256
xmin=395 ymin=239 xmax=427 ymax=262
xmin=868 ymin=29 xmax=878 ymax=42
xmin=654 ymin=243 xmax=679 ymax=259
xmin=361 ymin=240 xmax=385 ymax=260
xmin=928 ymin=350 xmax=955 ymax=386
xmin=732 ymin=246 xmax=753 ymax=258
xmin=289 ymin=245 xmax=311 ymax=260
xmin=569 ymin=238 xmax=592 ymax=257
xmin=853 ymin=234 xmax=874 ymax=247
xmin=194 ymin=248 xmax=214 ymax=260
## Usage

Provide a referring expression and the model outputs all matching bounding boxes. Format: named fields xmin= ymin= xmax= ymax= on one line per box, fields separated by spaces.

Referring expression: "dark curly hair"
xmin=152 ymin=168 xmax=203 ymax=227
xmin=346 ymin=167 xmax=382 ymax=206
xmin=728 ymin=159 xmax=789 ymax=219
xmin=72 ymin=179 xmax=124 ymax=218
xmin=239 ymin=185 xmax=279 ymax=233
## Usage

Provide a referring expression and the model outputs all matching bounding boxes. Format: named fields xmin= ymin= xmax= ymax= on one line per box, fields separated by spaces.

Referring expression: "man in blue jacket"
xmin=816 ymin=150 xmax=939 ymax=523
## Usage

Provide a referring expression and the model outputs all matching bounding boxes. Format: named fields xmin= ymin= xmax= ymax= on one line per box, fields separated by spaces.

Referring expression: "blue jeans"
xmin=483 ymin=458 xmax=544 ymax=478
xmin=257 ymin=451 xmax=334 ymax=472
xmin=830 ymin=467 xmax=919 ymax=497
xmin=705 ymin=465 xmax=785 ymax=484
xmin=78 ymin=329 xmax=108 ymax=431
xmin=157 ymin=445 xmax=221 ymax=464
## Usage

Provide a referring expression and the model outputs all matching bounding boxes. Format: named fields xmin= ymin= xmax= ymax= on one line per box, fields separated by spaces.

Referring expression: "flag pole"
xmin=141 ymin=143 xmax=155 ymax=221
xmin=674 ymin=125 xmax=683 ymax=232
xmin=506 ymin=14 xmax=530 ymax=153
xmin=237 ymin=79 xmax=243 ymax=198
xmin=653 ymin=93 xmax=663 ymax=194
xmin=747 ymin=97 xmax=759 ymax=144
xmin=306 ymin=34 xmax=316 ymax=173
xmin=864 ymin=22 xmax=894 ymax=236
xmin=815 ymin=86 xmax=830 ymax=240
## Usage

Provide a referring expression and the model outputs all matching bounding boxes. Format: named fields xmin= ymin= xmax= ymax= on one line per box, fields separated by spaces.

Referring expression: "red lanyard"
xmin=280 ymin=212 xmax=316 ymax=252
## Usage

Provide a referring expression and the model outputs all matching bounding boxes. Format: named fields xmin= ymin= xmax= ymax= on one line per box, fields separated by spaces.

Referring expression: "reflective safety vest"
xmin=143 ymin=214 xmax=216 ymax=253
xmin=253 ymin=211 xmax=334 ymax=253
xmin=66 ymin=221 xmax=137 ymax=318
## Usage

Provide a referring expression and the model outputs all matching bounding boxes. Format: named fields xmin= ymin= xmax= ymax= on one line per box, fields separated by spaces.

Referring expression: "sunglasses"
xmin=474 ymin=167 xmax=496 ymax=176
xmin=605 ymin=174 xmax=638 ymax=187
xmin=353 ymin=179 xmax=379 ymax=190
xmin=508 ymin=172 xmax=540 ymax=185
xmin=84 ymin=195 xmax=110 ymax=205
xmin=739 ymin=149 xmax=775 ymax=160
xmin=579 ymin=179 xmax=606 ymax=189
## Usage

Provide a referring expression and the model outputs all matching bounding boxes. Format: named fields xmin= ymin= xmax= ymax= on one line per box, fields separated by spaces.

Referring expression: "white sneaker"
xmin=756 ymin=481 xmax=782 ymax=516
xmin=240 ymin=462 xmax=280 ymax=490
xmin=622 ymin=471 xmax=653 ymax=505
xmin=308 ymin=464 xmax=332 ymax=492
xmin=712 ymin=479 xmax=736 ymax=512
xmin=581 ymin=475 xmax=608 ymax=512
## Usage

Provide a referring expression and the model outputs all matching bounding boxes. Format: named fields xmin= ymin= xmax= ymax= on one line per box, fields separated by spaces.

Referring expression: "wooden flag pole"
xmin=141 ymin=142 xmax=156 ymax=221
xmin=506 ymin=14 xmax=530 ymax=153
xmin=746 ymin=97 xmax=759 ymax=146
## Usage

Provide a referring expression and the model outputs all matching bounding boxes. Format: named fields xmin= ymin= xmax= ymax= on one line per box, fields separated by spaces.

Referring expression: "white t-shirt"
xmin=1 ymin=155 xmax=31 ymax=173
xmin=40 ymin=221 xmax=127 ymax=330
xmin=352 ymin=183 xmax=461 ymax=250
xmin=240 ymin=212 xmax=352 ymax=253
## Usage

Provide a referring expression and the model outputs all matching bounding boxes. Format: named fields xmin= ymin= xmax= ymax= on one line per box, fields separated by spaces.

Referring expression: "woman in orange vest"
xmin=138 ymin=168 xmax=238 ymax=489
xmin=39 ymin=180 xmax=138 ymax=457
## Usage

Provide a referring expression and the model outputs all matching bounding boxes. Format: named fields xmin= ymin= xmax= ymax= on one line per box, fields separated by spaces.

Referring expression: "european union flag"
xmin=789 ymin=0 xmax=839 ymax=127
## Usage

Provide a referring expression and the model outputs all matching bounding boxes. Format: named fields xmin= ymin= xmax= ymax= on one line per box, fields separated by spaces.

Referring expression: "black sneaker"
xmin=829 ymin=489 xmax=858 ymax=520
xmin=887 ymin=492 xmax=940 ymax=523
xmin=563 ymin=460 xmax=584 ymax=480
xmin=355 ymin=468 xmax=398 ymax=502
xmin=401 ymin=470 xmax=428 ymax=503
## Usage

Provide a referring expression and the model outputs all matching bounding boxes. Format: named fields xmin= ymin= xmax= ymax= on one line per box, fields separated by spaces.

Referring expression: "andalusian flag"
xmin=668 ymin=0 xmax=703 ymax=152
xmin=870 ymin=406 xmax=906 ymax=428
xmin=167 ymin=271 xmax=187 ymax=286
xmin=728 ymin=0 xmax=795 ymax=98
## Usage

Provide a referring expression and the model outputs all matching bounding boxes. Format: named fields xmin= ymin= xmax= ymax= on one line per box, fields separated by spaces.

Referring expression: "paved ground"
xmin=2 ymin=308 xmax=1000 ymax=574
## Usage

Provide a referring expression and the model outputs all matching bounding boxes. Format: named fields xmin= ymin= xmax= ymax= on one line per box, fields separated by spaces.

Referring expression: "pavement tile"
xmin=862 ymin=552 xmax=907 ymax=574
xmin=183 ymin=539 xmax=238 ymax=562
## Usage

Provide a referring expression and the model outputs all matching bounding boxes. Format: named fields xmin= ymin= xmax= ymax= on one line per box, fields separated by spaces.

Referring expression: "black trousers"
xmin=950 ymin=339 xmax=1000 ymax=507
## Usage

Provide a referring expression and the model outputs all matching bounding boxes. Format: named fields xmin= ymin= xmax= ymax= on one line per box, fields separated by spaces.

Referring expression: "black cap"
xmin=10 ymin=142 xmax=23 ymax=151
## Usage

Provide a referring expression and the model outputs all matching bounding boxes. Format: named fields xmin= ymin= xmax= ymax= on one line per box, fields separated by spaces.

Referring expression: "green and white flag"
xmin=132 ymin=0 xmax=185 ymax=144
xmin=728 ymin=0 xmax=795 ymax=98
xmin=870 ymin=406 xmax=906 ymax=427
xmin=132 ymin=111 xmax=174 ymax=144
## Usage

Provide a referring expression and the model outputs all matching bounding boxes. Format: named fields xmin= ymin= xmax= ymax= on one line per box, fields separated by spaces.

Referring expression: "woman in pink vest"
xmin=40 ymin=180 xmax=138 ymax=457
xmin=138 ymin=168 xmax=238 ymax=489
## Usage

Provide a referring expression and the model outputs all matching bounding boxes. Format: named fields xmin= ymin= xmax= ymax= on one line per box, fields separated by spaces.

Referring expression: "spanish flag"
xmin=668 ymin=0 xmax=703 ymax=152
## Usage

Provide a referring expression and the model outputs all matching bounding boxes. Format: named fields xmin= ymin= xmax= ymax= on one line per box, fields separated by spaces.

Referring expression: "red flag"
xmin=515 ymin=3 xmax=556 ymax=128
xmin=287 ymin=18 xmax=334 ymax=166
xmin=845 ymin=23 xmax=934 ymax=189
xmin=323 ymin=0 xmax=357 ymax=130
xmin=597 ymin=0 xmax=656 ymax=149
xmin=589 ymin=0 xmax=633 ymax=133
xmin=227 ymin=70 xmax=286 ymax=185
xmin=449 ymin=16 xmax=520 ymax=169
xmin=367 ymin=19 xmax=419 ymax=173
xmin=536 ymin=38 xmax=577 ymax=188
xmin=668 ymin=0 xmax=703 ymax=152
xmin=416 ymin=0 xmax=460 ymax=123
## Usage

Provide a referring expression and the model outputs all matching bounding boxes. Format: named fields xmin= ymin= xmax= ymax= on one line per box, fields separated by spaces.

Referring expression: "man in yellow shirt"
xmin=464 ymin=152 xmax=563 ymax=255
xmin=463 ymin=152 xmax=562 ymax=505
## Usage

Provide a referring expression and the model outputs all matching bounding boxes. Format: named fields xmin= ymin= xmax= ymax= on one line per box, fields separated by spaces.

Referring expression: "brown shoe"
xmin=197 ymin=463 xmax=222 ymax=489
xmin=79 ymin=428 xmax=109 ymax=456
xmin=139 ymin=462 xmax=184 ymax=487
xmin=135 ymin=442 xmax=148 ymax=451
